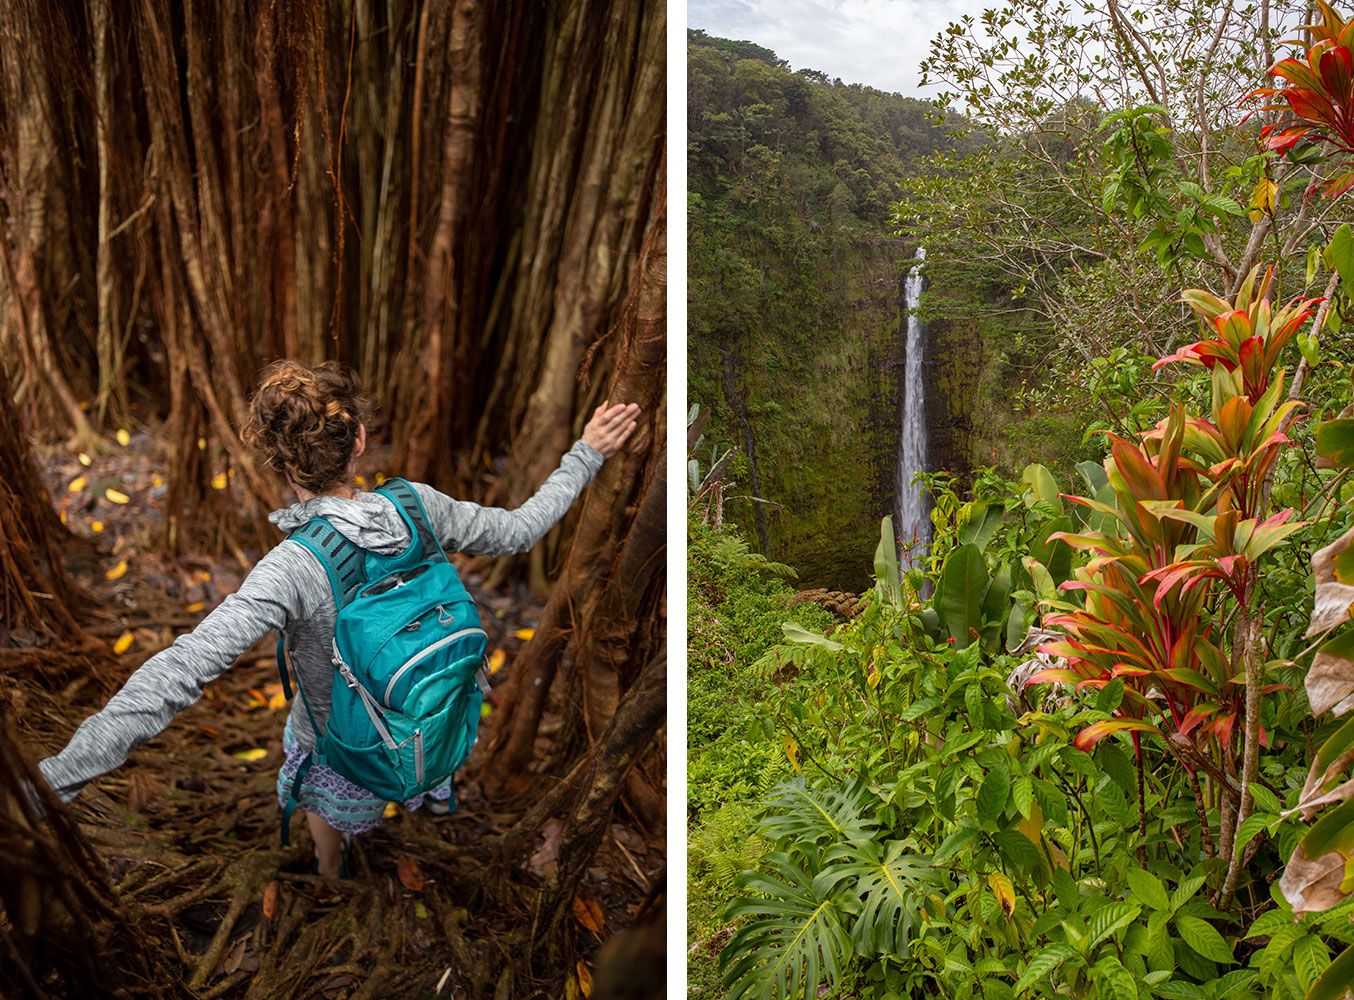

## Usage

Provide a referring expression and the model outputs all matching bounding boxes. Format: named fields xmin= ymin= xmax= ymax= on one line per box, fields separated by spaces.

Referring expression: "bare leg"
xmin=305 ymin=810 xmax=345 ymax=878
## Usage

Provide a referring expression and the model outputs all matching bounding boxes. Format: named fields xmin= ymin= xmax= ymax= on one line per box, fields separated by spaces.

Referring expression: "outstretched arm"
xmin=414 ymin=401 xmax=641 ymax=557
xmin=36 ymin=543 xmax=323 ymax=802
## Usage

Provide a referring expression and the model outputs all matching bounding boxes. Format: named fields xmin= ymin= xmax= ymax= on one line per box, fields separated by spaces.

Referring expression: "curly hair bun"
xmin=244 ymin=360 xmax=371 ymax=494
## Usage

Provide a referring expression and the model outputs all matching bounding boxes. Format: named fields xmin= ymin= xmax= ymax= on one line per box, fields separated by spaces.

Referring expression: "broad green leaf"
xmin=1175 ymin=914 xmax=1235 ymax=964
xmin=780 ymin=622 xmax=844 ymax=651
xmin=938 ymin=543 xmax=989 ymax=648
xmin=1091 ymin=956 xmax=1138 ymax=1000
xmin=1014 ymin=942 xmax=1077 ymax=993
xmin=1125 ymin=867 xmax=1170 ymax=911
xmin=1022 ymin=464 xmax=1064 ymax=513
xmin=874 ymin=515 xmax=903 ymax=608
xmin=1316 ymin=418 xmax=1354 ymax=468
xmin=1088 ymin=901 xmax=1142 ymax=950
xmin=1325 ymin=223 xmax=1354 ymax=293
xmin=1294 ymin=933 xmax=1330 ymax=992
xmin=976 ymin=763 xmax=1011 ymax=822
xmin=1309 ymin=941 xmax=1354 ymax=1000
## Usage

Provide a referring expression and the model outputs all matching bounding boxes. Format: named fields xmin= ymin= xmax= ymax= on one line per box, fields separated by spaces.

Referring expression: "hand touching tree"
xmin=582 ymin=402 xmax=641 ymax=457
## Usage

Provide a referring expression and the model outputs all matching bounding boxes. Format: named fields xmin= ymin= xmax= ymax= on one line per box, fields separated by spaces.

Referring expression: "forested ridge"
xmin=688 ymin=29 xmax=962 ymax=589
xmin=690 ymin=2 xmax=1354 ymax=999
xmin=0 ymin=2 xmax=665 ymax=997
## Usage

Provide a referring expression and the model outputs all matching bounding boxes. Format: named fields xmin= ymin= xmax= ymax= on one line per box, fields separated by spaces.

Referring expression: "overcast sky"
xmin=688 ymin=0 xmax=993 ymax=96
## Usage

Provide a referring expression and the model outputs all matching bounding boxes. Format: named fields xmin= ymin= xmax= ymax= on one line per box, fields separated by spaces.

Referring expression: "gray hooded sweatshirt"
xmin=37 ymin=440 xmax=605 ymax=803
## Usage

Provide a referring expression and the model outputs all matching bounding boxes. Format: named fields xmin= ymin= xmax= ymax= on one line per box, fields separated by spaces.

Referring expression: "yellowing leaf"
xmin=988 ymin=871 xmax=1016 ymax=918
xmin=77 ymin=452 xmax=92 ymax=467
xmin=1018 ymin=798 xmax=1045 ymax=845
xmin=68 ymin=476 xmax=87 ymax=493
xmin=383 ymin=801 xmax=399 ymax=819
xmin=514 ymin=627 xmax=536 ymax=641
xmin=784 ymin=734 xmax=801 ymax=772
xmin=90 ymin=520 xmax=104 ymax=533
xmin=186 ymin=601 xmax=205 ymax=613
xmin=867 ymin=661 xmax=880 ymax=689
xmin=414 ymin=901 xmax=430 ymax=920
xmin=488 ymin=648 xmax=507 ymax=675
xmin=105 ymin=560 xmax=128 ymax=581
xmin=105 ymin=488 xmax=130 ymax=504
xmin=112 ymin=631 xmax=134 ymax=655
xmin=233 ymin=748 xmax=268 ymax=762
xmin=570 ymin=892 xmax=605 ymax=933
xmin=576 ymin=961 xmax=594 ymax=998
xmin=1249 ymin=176 xmax=1278 ymax=223
xmin=115 ymin=428 xmax=131 ymax=446
xmin=211 ymin=473 xmax=228 ymax=490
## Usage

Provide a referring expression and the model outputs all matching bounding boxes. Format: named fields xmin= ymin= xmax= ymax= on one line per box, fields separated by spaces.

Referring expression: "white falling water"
xmin=896 ymin=248 xmax=929 ymax=567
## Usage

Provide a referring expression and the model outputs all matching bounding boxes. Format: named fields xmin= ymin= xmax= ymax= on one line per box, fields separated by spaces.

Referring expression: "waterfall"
xmin=896 ymin=248 xmax=929 ymax=567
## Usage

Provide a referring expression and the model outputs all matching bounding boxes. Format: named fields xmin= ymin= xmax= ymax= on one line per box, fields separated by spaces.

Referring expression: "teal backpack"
xmin=275 ymin=478 xmax=489 ymax=845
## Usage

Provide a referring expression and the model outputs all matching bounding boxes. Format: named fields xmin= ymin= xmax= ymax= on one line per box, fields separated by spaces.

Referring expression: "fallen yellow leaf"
xmin=186 ymin=601 xmax=205 ymax=613
xmin=90 ymin=520 xmax=104 ymax=533
xmin=68 ymin=476 xmax=87 ymax=493
xmin=268 ymin=690 xmax=287 ymax=711
xmin=487 ymin=649 xmax=507 ymax=675
xmin=59 ymin=510 xmax=67 ymax=524
xmin=113 ymin=631 xmax=134 ymax=655
xmin=374 ymin=472 xmax=386 ymax=485
xmin=233 ymin=748 xmax=268 ymax=762
xmin=576 ymin=961 xmax=593 ymax=998
xmin=414 ymin=901 xmax=430 ymax=920
xmin=197 ymin=437 xmax=206 ymax=450
xmin=78 ymin=452 xmax=92 ymax=467
xmin=383 ymin=801 xmax=399 ymax=819
xmin=105 ymin=560 xmax=128 ymax=581
xmin=355 ymin=474 xmax=367 ymax=487
xmin=211 ymin=472 xmax=228 ymax=490
xmin=480 ymin=703 xmax=492 ymax=718
xmin=115 ymin=428 xmax=131 ymax=446
xmin=105 ymin=488 xmax=130 ymax=504
xmin=570 ymin=892 xmax=605 ymax=934
xmin=514 ymin=627 xmax=536 ymax=641
xmin=152 ymin=475 xmax=163 ymax=487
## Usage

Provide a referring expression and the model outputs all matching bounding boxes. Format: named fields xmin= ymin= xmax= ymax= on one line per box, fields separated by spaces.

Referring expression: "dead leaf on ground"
xmin=396 ymin=855 xmax=425 ymax=892
xmin=576 ymin=961 xmax=594 ymax=997
xmin=262 ymin=880 xmax=281 ymax=921
xmin=529 ymin=817 xmax=565 ymax=878
xmin=571 ymin=892 xmax=604 ymax=934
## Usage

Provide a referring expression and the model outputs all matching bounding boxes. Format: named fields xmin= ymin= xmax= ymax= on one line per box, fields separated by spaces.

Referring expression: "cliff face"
xmin=711 ymin=240 xmax=906 ymax=592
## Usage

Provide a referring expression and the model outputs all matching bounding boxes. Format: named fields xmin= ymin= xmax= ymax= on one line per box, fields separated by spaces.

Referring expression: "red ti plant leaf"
xmin=1074 ymin=718 xmax=1160 ymax=752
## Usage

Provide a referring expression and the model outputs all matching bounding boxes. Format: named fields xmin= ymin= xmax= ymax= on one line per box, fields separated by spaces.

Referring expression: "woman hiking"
xmin=36 ymin=359 xmax=640 ymax=879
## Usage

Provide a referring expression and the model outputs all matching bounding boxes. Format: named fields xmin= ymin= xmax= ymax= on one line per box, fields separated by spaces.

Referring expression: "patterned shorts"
xmin=276 ymin=716 xmax=453 ymax=835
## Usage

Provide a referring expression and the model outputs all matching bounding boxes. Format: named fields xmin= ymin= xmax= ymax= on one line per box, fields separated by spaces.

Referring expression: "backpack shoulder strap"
xmin=376 ymin=478 xmax=445 ymax=562
xmin=286 ymin=516 xmax=369 ymax=610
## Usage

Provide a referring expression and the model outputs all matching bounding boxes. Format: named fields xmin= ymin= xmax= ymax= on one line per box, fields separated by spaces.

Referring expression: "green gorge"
xmin=688 ymin=3 xmax=1354 ymax=998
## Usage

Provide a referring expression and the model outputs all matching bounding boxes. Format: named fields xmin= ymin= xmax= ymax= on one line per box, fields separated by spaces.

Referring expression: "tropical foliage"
xmin=690 ymin=2 xmax=1354 ymax=998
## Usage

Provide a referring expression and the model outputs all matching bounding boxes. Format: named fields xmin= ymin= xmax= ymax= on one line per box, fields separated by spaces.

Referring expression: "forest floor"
xmin=7 ymin=429 xmax=663 ymax=999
